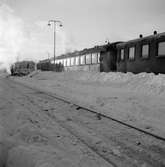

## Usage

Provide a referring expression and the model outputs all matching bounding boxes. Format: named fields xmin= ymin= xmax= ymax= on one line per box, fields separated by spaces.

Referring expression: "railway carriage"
xmin=11 ymin=61 xmax=35 ymax=76
xmin=46 ymin=43 xmax=119 ymax=73
xmin=37 ymin=59 xmax=51 ymax=71
xmin=117 ymin=32 xmax=165 ymax=74
xmin=53 ymin=46 xmax=104 ymax=72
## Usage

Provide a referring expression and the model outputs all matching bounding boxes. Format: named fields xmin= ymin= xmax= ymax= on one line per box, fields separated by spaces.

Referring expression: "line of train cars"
xmin=37 ymin=31 xmax=165 ymax=74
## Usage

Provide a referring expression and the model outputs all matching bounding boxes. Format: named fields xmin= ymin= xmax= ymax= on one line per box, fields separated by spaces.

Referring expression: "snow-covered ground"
xmin=14 ymin=71 xmax=165 ymax=137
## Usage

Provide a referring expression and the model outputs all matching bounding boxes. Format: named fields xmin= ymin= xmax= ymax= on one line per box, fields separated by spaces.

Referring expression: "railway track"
xmin=10 ymin=78 xmax=165 ymax=142
xmin=2 ymin=78 xmax=114 ymax=167
xmin=7 ymin=78 xmax=165 ymax=166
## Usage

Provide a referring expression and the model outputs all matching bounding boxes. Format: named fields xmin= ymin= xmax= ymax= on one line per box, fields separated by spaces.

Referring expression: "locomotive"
xmin=37 ymin=31 xmax=165 ymax=74
xmin=11 ymin=61 xmax=35 ymax=76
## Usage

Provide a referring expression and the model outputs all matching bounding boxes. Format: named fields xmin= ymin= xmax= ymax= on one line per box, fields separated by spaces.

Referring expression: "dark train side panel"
xmin=117 ymin=33 xmax=165 ymax=74
xmin=100 ymin=43 xmax=119 ymax=72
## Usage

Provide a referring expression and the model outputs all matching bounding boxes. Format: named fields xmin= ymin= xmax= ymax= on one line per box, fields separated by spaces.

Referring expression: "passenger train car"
xmin=53 ymin=46 xmax=103 ymax=72
xmin=37 ymin=31 xmax=165 ymax=74
xmin=11 ymin=61 xmax=35 ymax=76
xmin=47 ymin=42 xmax=120 ymax=72
xmin=37 ymin=58 xmax=64 ymax=72
xmin=117 ymin=31 xmax=165 ymax=74
xmin=37 ymin=59 xmax=51 ymax=71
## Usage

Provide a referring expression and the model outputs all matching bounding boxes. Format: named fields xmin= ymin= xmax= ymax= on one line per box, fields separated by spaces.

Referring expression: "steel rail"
xmin=6 ymin=78 xmax=117 ymax=167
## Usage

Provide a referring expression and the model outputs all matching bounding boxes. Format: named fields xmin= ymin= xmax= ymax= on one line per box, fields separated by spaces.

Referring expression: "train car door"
xmin=100 ymin=51 xmax=111 ymax=72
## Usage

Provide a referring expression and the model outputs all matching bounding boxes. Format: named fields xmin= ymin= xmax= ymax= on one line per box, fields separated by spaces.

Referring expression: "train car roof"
xmin=38 ymin=59 xmax=50 ymax=63
xmin=14 ymin=60 xmax=35 ymax=65
xmin=54 ymin=45 xmax=106 ymax=60
xmin=117 ymin=32 xmax=165 ymax=48
xmin=53 ymin=42 xmax=121 ymax=60
xmin=39 ymin=42 xmax=122 ymax=63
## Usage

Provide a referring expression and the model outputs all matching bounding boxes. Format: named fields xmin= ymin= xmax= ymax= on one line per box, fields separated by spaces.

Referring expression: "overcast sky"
xmin=1 ymin=0 xmax=165 ymax=70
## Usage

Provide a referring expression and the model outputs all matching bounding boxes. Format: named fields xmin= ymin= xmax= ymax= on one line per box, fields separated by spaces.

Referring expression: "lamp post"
xmin=48 ymin=20 xmax=63 ymax=65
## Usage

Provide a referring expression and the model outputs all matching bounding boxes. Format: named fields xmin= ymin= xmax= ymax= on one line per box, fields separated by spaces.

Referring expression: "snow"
xmin=2 ymin=71 xmax=165 ymax=166
xmin=15 ymin=71 xmax=165 ymax=138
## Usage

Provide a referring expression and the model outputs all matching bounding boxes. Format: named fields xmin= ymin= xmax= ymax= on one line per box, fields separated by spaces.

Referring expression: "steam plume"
xmin=0 ymin=3 xmax=25 ymax=72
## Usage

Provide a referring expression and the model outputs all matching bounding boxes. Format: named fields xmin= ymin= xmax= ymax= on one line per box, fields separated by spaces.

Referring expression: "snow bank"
xmin=14 ymin=71 xmax=165 ymax=137
xmin=29 ymin=71 xmax=165 ymax=95
xmin=77 ymin=72 xmax=165 ymax=95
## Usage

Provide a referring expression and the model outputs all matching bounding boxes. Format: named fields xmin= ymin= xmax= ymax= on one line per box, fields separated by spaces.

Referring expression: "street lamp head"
xmin=48 ymin=23 xmax=51 ymax=26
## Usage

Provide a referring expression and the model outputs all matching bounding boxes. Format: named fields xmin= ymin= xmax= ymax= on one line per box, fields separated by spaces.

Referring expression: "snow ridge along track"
xmin=10 ymin=78 xmax=165 ymax=142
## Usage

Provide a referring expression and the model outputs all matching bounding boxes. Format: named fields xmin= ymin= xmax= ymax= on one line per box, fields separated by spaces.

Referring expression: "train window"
xmin=92 ymin=53 xmax=97 ymax=64
xmin=62 ymin=59 xmax=65 ymax=66
xmin=129 ymin=47 xmax=135 ymax=60
xmin=67 ymin=58 xmax=70 ymax=66
xmin=80 ymin=55 xmax=85 ymax=65
xmin=86 ymin=54 xmax=92 ymax=64
xmin=158 ymin=42 xmax=165 ymax=57
xmin=142 ymin=44 xmax=149 ymax=58
xmin=74 ymin=57 xmax=76 ymax=65
xmin=61 ymin=59 xmax=64 ymax=65
xmin=97 ymin=52 xmax=100 ymax=63
xmin=59 ymin=59 xmax=62 ymax=65
xmin=51 ymin=60 xmax=54 ymax=64
xmin=120 ymin=49 xmax=124 ymax=60
xmin=65 ymin=59 xmax=67 ymax=66
xmin=70 ymin=57 xmax=74 ymax=66
xmin=75 ymin=56 xmax=79 ymax=65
